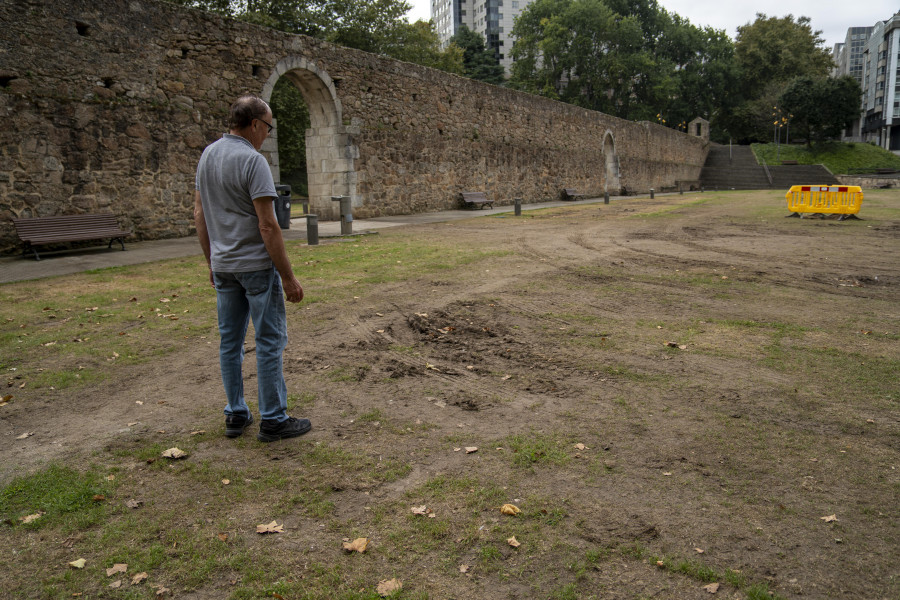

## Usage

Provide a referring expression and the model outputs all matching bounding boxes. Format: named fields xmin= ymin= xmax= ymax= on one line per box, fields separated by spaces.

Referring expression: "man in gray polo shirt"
xmin=194 ymin=94 xmax=311 ymax=442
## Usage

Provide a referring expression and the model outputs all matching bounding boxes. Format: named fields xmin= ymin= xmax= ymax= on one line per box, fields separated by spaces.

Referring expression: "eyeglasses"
xmin=256 ymin=118 xmax=273 ymax=134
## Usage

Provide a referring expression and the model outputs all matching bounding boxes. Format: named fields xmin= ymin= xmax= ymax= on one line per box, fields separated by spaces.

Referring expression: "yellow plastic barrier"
xmin=785 ymin=185 xmax=864 ymax=220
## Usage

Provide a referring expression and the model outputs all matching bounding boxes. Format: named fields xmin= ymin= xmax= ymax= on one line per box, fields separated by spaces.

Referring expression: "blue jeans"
xmin=213 ymin=267 xmax=288 ymax=422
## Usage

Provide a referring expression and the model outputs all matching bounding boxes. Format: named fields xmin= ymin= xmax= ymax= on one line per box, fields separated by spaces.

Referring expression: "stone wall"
xmin=0 ymin=0 xmax=708 ymax=254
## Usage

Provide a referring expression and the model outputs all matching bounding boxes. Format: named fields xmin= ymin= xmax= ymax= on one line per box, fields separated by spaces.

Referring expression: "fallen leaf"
xmin=222 ymin=479 xmax=231 ymax=485
xmin=342 ymin=537 xmax=369 ymax=553
xmin=821 ymin=514 xmax=838 ymax=523
xmin=153 ymin=584 xmax=171 ymax=596
xmin=218 ymin=533 xmax=228 ymax=542
xmin=574 ymin=443 xmax=588 ymax=451
xmin=69 ymin=558 xmax=87 ymax=569
xmin=656 ymin=560 xmax=665 ymax=567
xmin=16 ymin=432 xmax=34 ymax=440
xmin=663 ymin=472 xmax=672 ymax=476
xmin=125 ymin=499 xmax=143 ymax=509
xmin=453 ymin=447 xmax=461 ymax=452
xmin=256 ymin=520 xmax=284 ymax=534
xmin=93 ymin=494 xmax=106 ymax=502
xmin=135 ymin=401 xmax=143 ymax=405
xmin=500 ymin=504 xmax=521 ymax=516
xmin=109 ymin=580 xmax=122 ymax=589
xmin=507 ymin=536 xmax=521 ymax=548
xmin=106 ymin=563 xmax=128 ymax=577
xmin=161 ymin=447 xmax=187 ymax=459
xmin=465 ymin=446 xmax=478 ymax=454
xmin=376 ymin=578 xmax=402 ymax=597
xmin=411 ymin=505 xmax=429 ymax=516
xmin=189 ymin=430 xmax=205 ymax=435
xmin=703 ymin=582 xmax=720 ymax=593
xmin=501 ymin=374 xmax=512 ymax=380
xmin=694 ymin=547 xmax=704 ymax=554
xmin=106 ymin=475 xmax=116 ymax=481
xmin=459 ymin=564 xmax=470 ymax=573
xmin=131 ymin=572 xmax=148 ymax=585
xmin=20 ymin=512 xmax=44 ymax=523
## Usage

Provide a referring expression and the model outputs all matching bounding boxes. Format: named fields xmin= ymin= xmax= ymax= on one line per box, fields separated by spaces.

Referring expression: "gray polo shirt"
xmin=195 ymin=133 xmax=277 ymax=272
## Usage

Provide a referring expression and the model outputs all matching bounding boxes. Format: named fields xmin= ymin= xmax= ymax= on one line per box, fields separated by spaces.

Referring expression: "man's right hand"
xmin=283 ymin=276 xmax=303 ymax=303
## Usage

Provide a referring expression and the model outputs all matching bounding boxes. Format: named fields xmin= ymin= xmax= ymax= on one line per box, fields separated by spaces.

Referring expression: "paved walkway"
xmin=0 ymin=197 xmax=612 ymax=284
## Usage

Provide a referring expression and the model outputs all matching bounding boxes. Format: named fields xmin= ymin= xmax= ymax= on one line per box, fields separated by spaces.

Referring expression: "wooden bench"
xmin=561 ymin=188 xmax=586 ymax=201
xmin=12 ymin=213 xmax=132 ymax=260
xmin=459 ymin=191 xmax=493 ymax=209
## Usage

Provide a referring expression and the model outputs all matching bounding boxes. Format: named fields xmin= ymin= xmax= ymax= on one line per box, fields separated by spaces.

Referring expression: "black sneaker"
xmin=257 ymin=417 xmax=312 ymax=442
xmin=224 ymin=413 xmax=254 ymax=438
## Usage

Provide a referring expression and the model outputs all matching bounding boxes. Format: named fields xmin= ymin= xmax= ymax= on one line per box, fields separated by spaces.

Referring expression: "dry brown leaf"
xmin=465 ymin=446 xmax=478 ymax=454
xmin=703 ymin=582 xmax=720 ymax=593
xmin=161 ymin=447 xmax=187 ymax=459
xmin=656 ymin=560 xmax=665 ymax=567
xmin=411 ymin=505 xmax=430 ymax=516
xmin=376 ymin=578 xmax=402 ymax=597
xmin=574 ymin=443 xmax=588 ymax=451
xmin=106 ymin=563 xmax=128 ymax=577
xmin=125 ymin=499 xmax=143 ymax=509
xmin=507 ymin=536 xmax=521 ymax=548
xmin=131 ymin=572 xmax=148 ymax=585
xmin=820 ymin=514 xmax=838 ymax=523
xmin=256 ymin=520 xmax=284 ymax=534
xmin=68 ymin=558 xmax=86 ymax=569
xmin=20 ymin=512 xmax=44 ymax=524
xmin=109 ymin=580 xmax=122 ymax=589
xmin=694 ymin=547 xmax=704 ymax=554
xmin=106 ymin=475 xmax=116 ymax=481
xmin=189 ymin=430 xmax=205 ymax=435
xmin=152 ymin=584 xmax=171 ymax=596
xmin=500 ymin=503 xmax=521 ymax=516
xmin=459 ymin=564 xmax=470 ymax=573
xmin=218 ymin=533 xmax=228 ymax=542
xmin=222 ymin=479 xmax=231 ymax=485
xmin=342 ymin=537 xmax=369 ymax=553
xmin=93 ymin=494 xmax=106 ymax=502
xmin=16 ymin=432 xmax=34 ymax=440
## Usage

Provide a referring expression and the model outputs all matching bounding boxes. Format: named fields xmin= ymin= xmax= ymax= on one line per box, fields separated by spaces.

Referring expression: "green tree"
xmin=165 ymin=0 xmax=462 ymax=73
xmin=729 ymin=13 xmax=835 ymax=141
xmin=449 ymin=26 xmax=505 ymax=85
xmin=269 ymin=77 xmax=310 ymax=195
xmin=779 ymin=75 xmax=861 ymax=146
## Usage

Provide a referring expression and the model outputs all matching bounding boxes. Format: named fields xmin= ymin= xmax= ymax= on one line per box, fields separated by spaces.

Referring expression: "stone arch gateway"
xmin=262 ymin=57 xmax=359 ymax=215
xmin=0 ymin=0 xmax=708 ymax=254
xmin=602 ymin=132 xmax=620 ymax=194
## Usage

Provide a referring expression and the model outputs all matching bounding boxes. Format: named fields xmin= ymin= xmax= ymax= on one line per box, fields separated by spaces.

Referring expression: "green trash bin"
xmin=274 ymin=184 xmax=291 ymax=229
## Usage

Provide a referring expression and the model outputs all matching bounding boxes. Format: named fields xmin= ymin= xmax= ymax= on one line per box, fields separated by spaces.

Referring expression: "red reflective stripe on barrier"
xmin=801 ymin=187 xmax=811 ymax=192
xmin=839 ymin=187 xmax=848 ymax=192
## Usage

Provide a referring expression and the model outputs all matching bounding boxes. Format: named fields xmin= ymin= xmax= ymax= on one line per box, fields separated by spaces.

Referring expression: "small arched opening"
xmin=261 ymin=57 xmax=358 ymax=220
xmin=602 ymin=131 xmax=620 ymax=194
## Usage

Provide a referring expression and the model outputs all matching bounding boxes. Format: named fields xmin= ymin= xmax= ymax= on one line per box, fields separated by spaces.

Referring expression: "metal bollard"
xmin=514 ymin=198 xmax=521 ymax=216
xmin=306 ymin=214 xmax=319 ymax=246
xmin=332 ymin=195 xmax=352 ymax=235
xmin=302 ymin=199 xmax=309 ymax=214
xmin=679 ymin=186 xmax=684 ymax=195
xmin=650 ymin=188 xmax=654 ymax=199
xmin=604 ymin=191 xmax=609 ymax=204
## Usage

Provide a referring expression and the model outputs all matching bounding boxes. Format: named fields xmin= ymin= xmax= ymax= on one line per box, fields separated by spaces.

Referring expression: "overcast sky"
xmin=404 ymin=0 xmax=899 ymax=49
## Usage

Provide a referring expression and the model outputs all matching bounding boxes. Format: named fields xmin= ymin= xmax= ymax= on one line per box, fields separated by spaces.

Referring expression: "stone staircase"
xmin=699 ymin=144 xmax=838 ymax=190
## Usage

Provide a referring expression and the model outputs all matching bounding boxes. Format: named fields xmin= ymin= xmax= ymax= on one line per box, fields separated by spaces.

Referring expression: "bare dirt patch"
xmin=1 ymin=190 xmax=898 ymax=599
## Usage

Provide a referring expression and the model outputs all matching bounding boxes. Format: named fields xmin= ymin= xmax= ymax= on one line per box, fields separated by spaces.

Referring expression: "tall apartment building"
xmin=859 ymin=13 xmax=900 ymax=150
xmin=431 ymin=0 xmax=535 ymax=74
xmin=833 ymin=27 xmax=874 ymax=140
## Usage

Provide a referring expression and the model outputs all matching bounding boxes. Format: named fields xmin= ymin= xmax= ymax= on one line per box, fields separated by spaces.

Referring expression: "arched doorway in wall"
xmin=603 ymin=132 xmax=620 ymax=194
xmin=261 ymin=57 xmax=358 ymax=220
